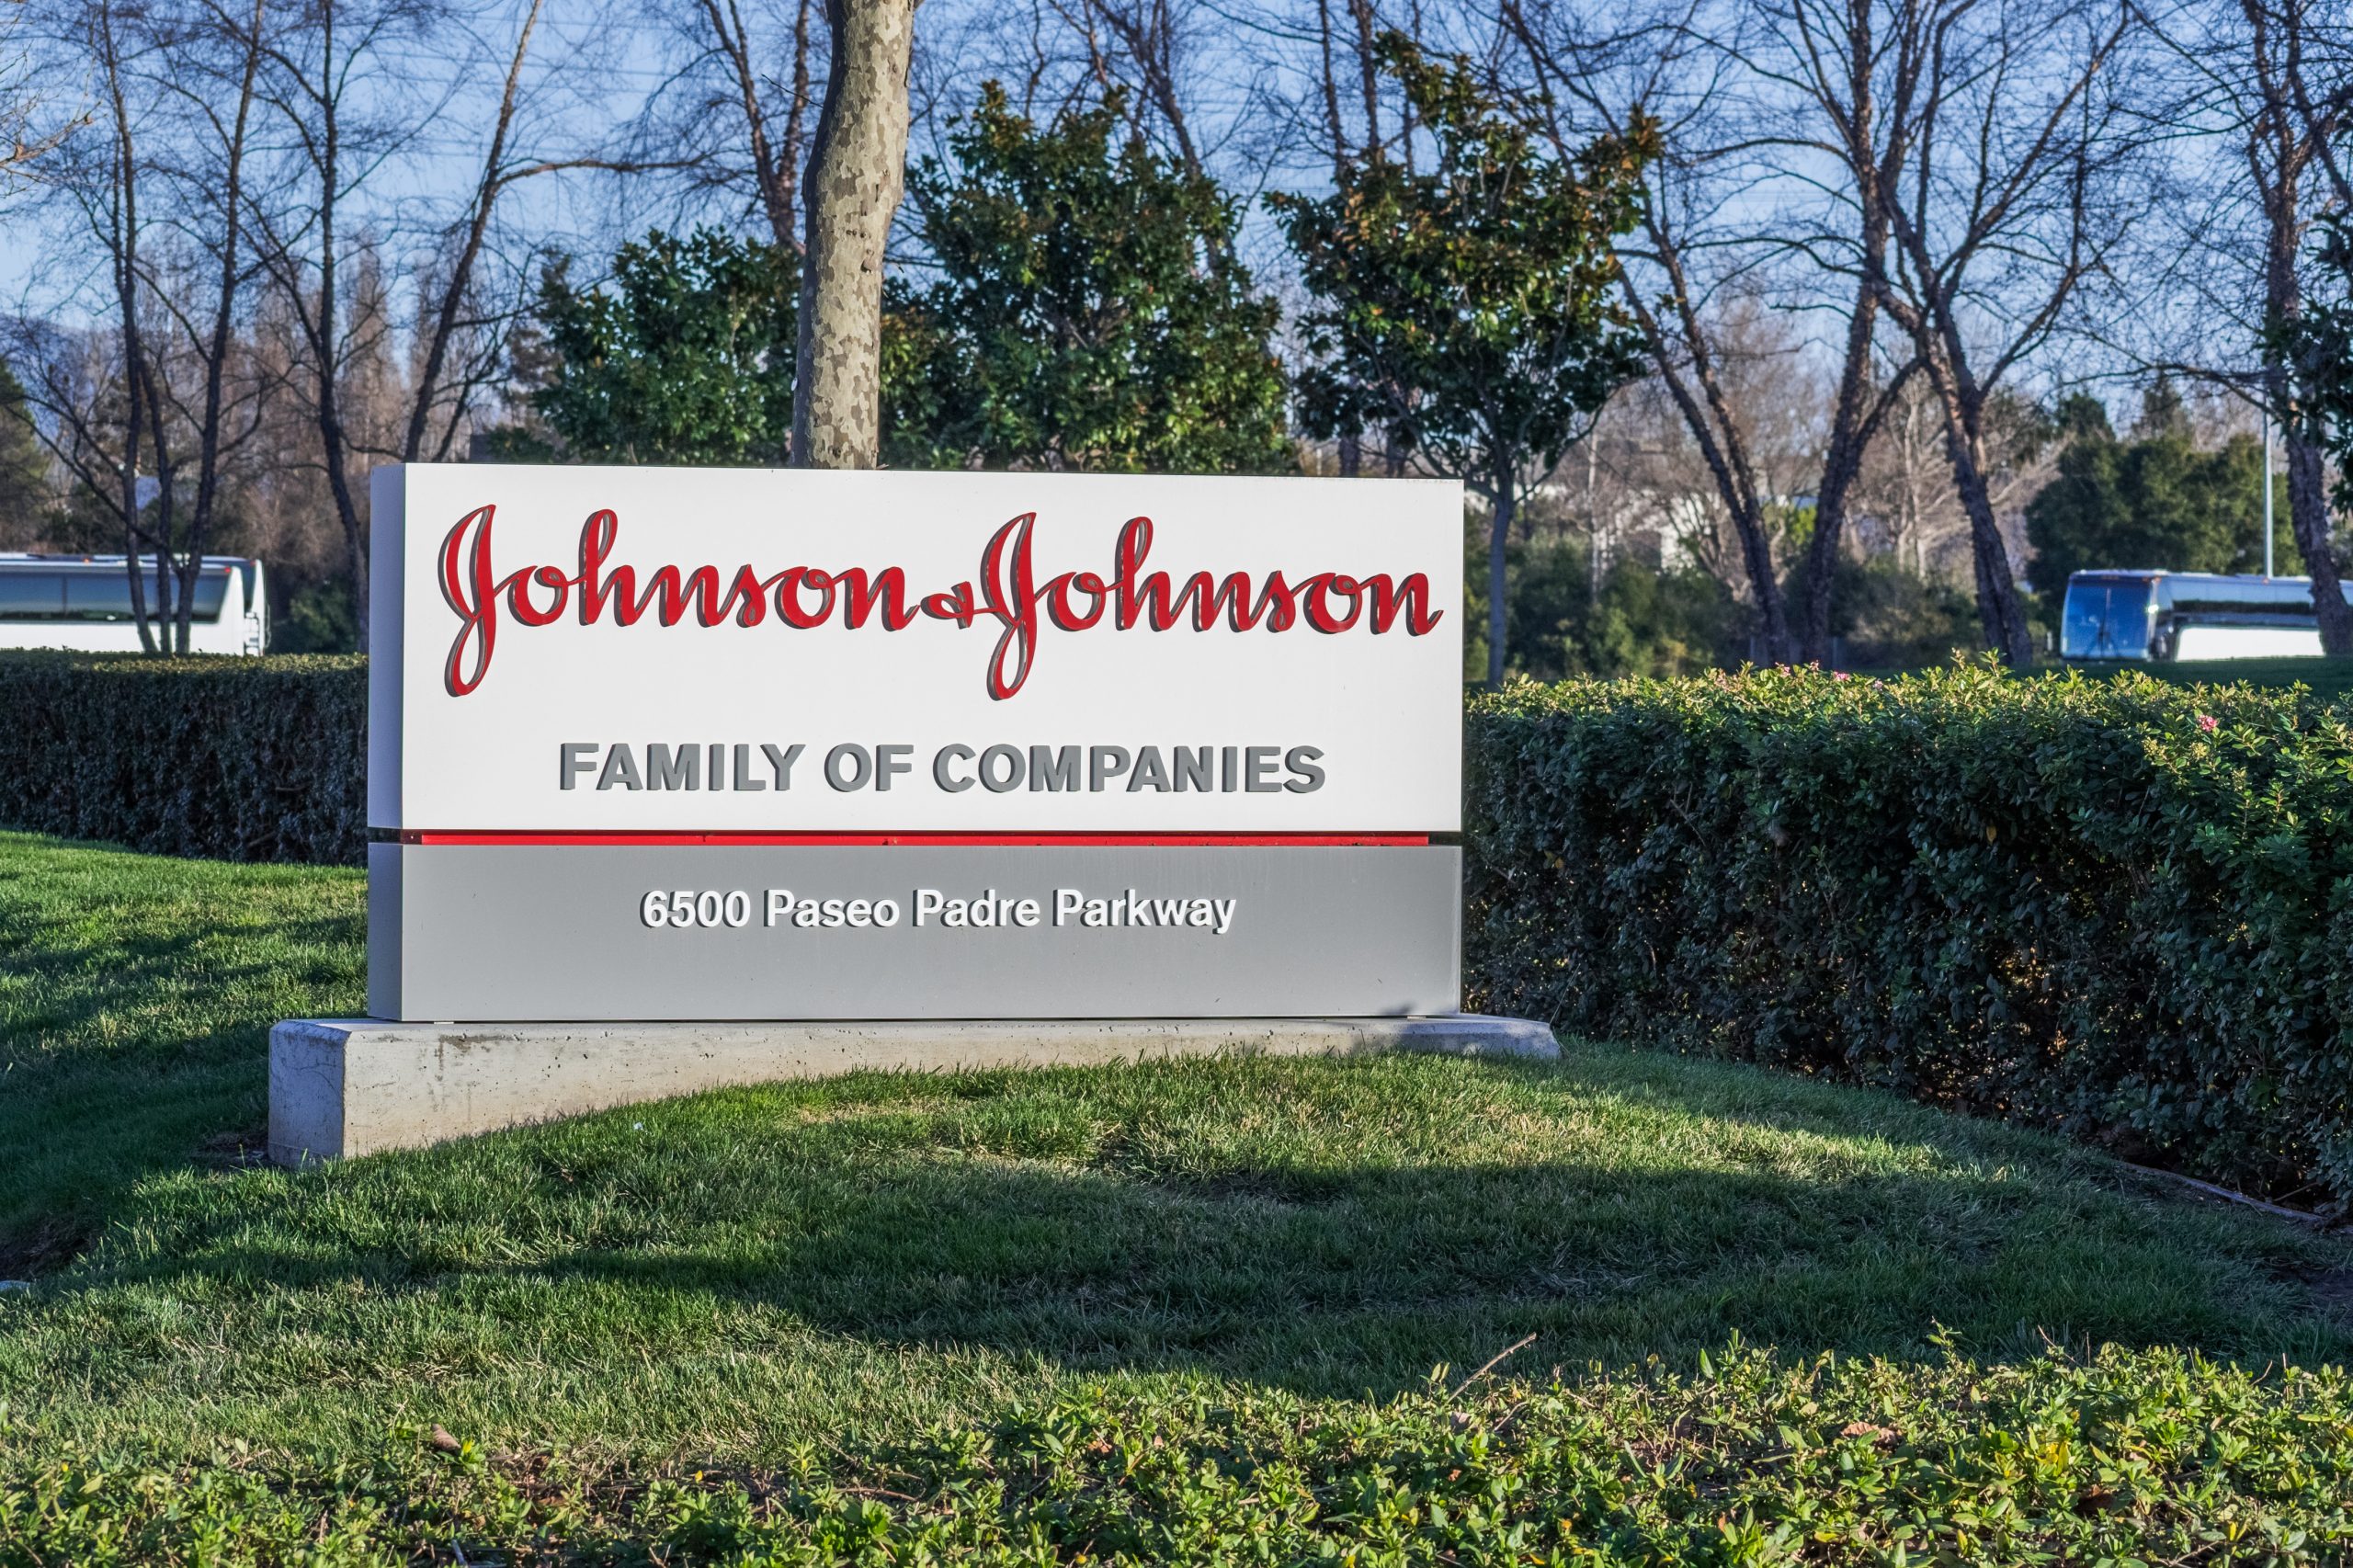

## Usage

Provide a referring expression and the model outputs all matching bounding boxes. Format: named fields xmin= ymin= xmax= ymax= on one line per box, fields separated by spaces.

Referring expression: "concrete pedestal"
xmin=267 ymin=1015 xmax=1560 ymax=1165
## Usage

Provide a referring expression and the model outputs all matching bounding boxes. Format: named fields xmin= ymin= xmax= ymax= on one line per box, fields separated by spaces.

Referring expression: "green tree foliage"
xmin=2025 ymin=393 xmax=2292 ymax=600
xmin=1826 ymin=558 xmax=1982 ymax=667
xmin=0 ymin=359 xmax=51 ymax=547
xmin=1272 ymin=35 xmax=1655 ymax=687
xmin=2282 ymin=215 xmax=2353 ymax=519
xmin=891 ymin=85 xmax=1289 ymax=474
xmin=1470 ymin=540 xmax=1741 ymax=682
xmin=525 ymin=230 xmax=800 ymax=464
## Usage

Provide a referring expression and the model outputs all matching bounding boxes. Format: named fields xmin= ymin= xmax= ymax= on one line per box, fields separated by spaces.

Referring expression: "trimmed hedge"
xmin=10 ymin=651 xmax=2353 ymax=1211
xmin=5 ymin=1344 xmax=2349 ymax=1562
xmin=1466 ymin=662 xmax=2353 ymax=1211
xmin=0 ymin=653 xmax=366 ymax=865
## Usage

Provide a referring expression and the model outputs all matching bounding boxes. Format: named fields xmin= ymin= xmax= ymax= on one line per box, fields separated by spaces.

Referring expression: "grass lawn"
xmin=2066 ymin=654 xmax=2353 ymax=701
xmin=4 ymin=829 xmax=2353 ymax=1561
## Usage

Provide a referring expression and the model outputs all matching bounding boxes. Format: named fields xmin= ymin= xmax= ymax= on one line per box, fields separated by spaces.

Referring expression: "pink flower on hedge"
xmin=2197 ymin=714 xmax=2218 ymax=733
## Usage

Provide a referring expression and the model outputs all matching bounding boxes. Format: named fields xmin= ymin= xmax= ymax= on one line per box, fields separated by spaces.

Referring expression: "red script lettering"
xmin=438 ymin=508 xmax=1442 ymax=699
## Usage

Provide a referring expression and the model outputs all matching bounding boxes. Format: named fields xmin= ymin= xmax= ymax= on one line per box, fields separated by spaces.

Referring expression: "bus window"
xmin=0 ymin=570 xmax=64 ymax=620
xmin=2062 ymin=579 xmax=2154 ymax=659
xmin=59 ymin=569 xmax=230 ymax=623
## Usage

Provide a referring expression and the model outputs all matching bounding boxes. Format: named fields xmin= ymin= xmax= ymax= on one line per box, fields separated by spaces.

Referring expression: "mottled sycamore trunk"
xmin=792 ymin=0 xmax=916 ymax=470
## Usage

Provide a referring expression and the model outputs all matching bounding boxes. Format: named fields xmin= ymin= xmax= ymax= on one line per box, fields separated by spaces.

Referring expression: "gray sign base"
xmin=267 ymin=1014 xmax=1558 ymax=1165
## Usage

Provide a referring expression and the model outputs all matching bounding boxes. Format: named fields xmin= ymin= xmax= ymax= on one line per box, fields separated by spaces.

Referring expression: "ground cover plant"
xmin=5 ymin=830 xmax=2353 ymax=1561
xmin=8 ymin=1344 xmax=2352 ymax=1564
xmin=1468 ymin=660 xmax=2353 ymax=1213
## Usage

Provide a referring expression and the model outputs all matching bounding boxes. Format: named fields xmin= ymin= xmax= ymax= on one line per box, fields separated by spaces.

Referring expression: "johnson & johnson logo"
xmin=439 ymin=506 xmax=1444 ymax=700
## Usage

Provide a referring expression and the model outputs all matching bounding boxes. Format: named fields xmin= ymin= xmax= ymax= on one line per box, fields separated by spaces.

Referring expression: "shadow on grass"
xmin=0 ymin=911 xmax=360 ymax=1067
xmin=0 ymin=1056 xmax=265 ymax=1271
xmin=42 ymin=1053 xmax=2353 ymax=1399
xmin=0 ymin=835 xmax=363 ymax=1262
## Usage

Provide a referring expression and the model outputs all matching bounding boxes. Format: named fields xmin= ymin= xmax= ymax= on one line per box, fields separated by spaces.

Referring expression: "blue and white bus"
xmin=2060 ymin=570 xmax=2351 ymax=662
xmin=0 ymin=554 xmax=269 ymax=654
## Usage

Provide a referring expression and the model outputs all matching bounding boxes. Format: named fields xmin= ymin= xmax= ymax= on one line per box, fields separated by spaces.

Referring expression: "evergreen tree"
xmin=525 ymin=230 xmax=801 ymax=465
xmin=2131 ymin=372 xmax=2192 ymax=441
xmin=2052 ymin=392 xmax=2114 ymax=446
xmin=0 ymin=359 xmax=51 ymax=548
xmin=1272 ymin=35 xmax=1656 ymax=686
xmin=519 ymin=93 xmax=1286 ymax=480
xmin=890 ymin=85 xmax=1290 ymax=474
xmin=2280 ymin=214 xmax=2353 ymax=550
xmin=2026 ymin=392 xmax=2294 ymax=597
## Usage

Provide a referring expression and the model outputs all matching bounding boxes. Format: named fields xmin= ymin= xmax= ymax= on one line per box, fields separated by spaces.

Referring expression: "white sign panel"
xmin=370 ymin=464 xmax=1462 ymax=832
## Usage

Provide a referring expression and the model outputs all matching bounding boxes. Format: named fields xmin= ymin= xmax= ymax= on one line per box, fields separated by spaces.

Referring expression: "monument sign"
xmin=270 ymin=464 xmax=1552 ymax=1165
xmin=368 ymin=464 xmax=1464 ymax=1019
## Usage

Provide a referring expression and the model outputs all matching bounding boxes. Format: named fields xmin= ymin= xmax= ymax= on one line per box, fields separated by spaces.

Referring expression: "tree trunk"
xmin=99 ymin=0 xmax=160 ymax=655
xmin=2248 ymin=33 xmax=2353 ymax=658
xmin=792 ymin=0 xmax=916 ymax=470
xmin=1941 ymin=418 xmax=2034 ymax=666
xmin=181 ymin=0 xmax=266 ymax=655
xmin=1800 ymin=485 xmax=1851 ymax=666
xmin=1487 ymin=471 xmax=1513 ymax=688
xmin=2285 ymin=427 xmax=2352 ymax=653
xmin=133 ymin=358 xmax=178 ymax=646
xmin=406 ymin=0 xmax=541 ymax=464
xmin=1799 ymin=286 xmax=1897 ymax=664
xmin=1731 ymin=502 xmax=1791 ymax=665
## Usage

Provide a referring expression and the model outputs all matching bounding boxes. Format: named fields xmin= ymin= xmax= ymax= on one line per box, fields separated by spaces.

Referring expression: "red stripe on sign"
xmin=398 ymin=831 xmax=1430 ymax=847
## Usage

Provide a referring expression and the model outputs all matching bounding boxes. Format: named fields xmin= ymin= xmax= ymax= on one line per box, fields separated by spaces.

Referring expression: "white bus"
xmin=2060 ymin=570 xmax=2353 ymax=662
xmin=0 ymin=554 xmax=269 ymax=654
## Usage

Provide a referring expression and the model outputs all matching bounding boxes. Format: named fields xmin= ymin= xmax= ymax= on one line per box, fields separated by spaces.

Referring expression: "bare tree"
xmin=250 ymin=0 xmax=638 ymax=642
xmin=244 ymin=0 xmax=422 ymax=651
xmin=2244 ymin=0 xmax=2353 ymax=651
xmin=793 ymin=0 xmax=918 ymax=469
xmin=1507 ymin=0 xmax=1920 ymax=664
xmin=1605 ymin=151 xmax=1802 ymax=660
xmin=97 ymin=0 xmax=162 ymax=648
xmin=2102 ymin=0 xmax=2351 ymax=650
xmin=658 ymin=0 xmax=821 ymax=250
xmin=1069 ymin=0 xmax=1209 ymax=177
xmin=11 ymin=0 xmax=274 ymax=653
xmin=1861 ymin=0 xmax=2141 ymax=665
xmin=167 ymin=0 xmax=269 ymax=653
xmin=1755 ymin=0 xmax=1924 ymax=662
xmin=0 ymin=0 xmax=85 ymax=195
xmin=403 ymin=0 xmax=669 ymax=463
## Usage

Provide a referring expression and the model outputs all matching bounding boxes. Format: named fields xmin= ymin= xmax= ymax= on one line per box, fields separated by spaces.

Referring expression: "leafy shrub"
xmin=1 ymin=1343 xmax=2347 ymax=1563
xmin=1826 ymin=554 xmax=1983 ymax=669
xmin=0 ymin=653 xmax=365 ymax=864
xmin=1466 ymin=661 xmax=2353 ymax=1210
xmin=1471 ymin=544 xmax=1745 ymax=683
